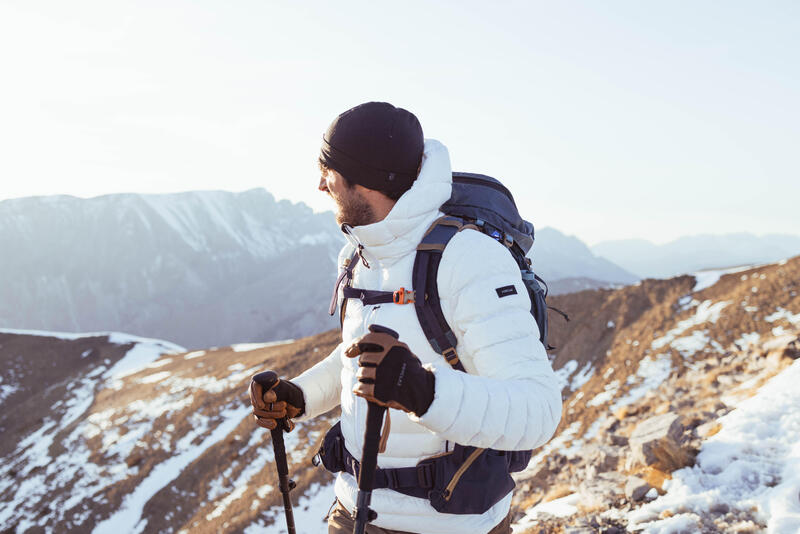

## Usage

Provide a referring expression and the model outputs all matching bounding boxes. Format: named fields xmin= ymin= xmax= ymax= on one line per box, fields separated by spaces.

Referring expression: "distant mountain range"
xmin=591 ymin=233 xmax=800 ymax=279
xmin=0 ymin=189 xmax=638 ymax=348
xmin=531 ymin=228 xmax=639 ymax=292
xmin=0 ymin=189 xmax=343 ymax=349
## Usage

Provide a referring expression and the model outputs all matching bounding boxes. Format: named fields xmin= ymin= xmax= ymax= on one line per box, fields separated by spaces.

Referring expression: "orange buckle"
xmin=442 ymin=347 xmax=459 ymax=366
xmin=393 ymin=288 xmax=415 ymax=305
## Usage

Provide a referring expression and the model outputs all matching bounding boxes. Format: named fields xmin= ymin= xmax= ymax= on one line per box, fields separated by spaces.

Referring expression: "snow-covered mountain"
xmin=0 ymin=190 xmax=638 ymax=348
xmin=592 ymin=233 xmax=800 ymax=279
xmin=532 ymin=227 xmax=640 ymax=292
xmin=2 ymin=256 xmax=798 ymax=533
xmin=0 ymin=189 xmax=344 ymax=348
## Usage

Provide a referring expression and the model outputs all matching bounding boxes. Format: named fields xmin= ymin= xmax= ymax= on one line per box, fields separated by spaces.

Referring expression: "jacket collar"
xmin=342 ymin=139 xmax=452 ymax=264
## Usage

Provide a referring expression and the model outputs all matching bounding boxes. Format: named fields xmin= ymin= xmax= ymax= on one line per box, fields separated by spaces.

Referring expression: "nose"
xmin=319 ymin=176 xmax=328 ymax=193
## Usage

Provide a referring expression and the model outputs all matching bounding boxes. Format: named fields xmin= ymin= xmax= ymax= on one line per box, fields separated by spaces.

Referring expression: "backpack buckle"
xmin=442 ymin=347 xmax=459 ymax=367
xmin=392 ymin=288 xmax=415 ymax=305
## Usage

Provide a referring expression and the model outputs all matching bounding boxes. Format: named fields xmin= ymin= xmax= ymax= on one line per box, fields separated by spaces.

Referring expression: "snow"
xmin=733 ymin=332 xmax=761 ymax=351
xmin=670 ymin=330 xmax=711 ymax=358
xmin=607 ymin=320 xmax=615 ymax=328
xmin=587 ymin=380 xmax=620 ymax=407
xmin=766 ymin=308 xmax=800 ymax=326
xmin=138 ymin=371 xmax=172 ymax=384
xmin=651 ymin=300 xmax=730 ymax=350
xmin=0 ymin=328 xmax=185 ymax=355
xmin=93 ymin=404 xmax=250 ymax=534
xmin=514 ymin=421 xmax=582 ymax=478
xmin=184 ymin=350 xmax=206 ymax=359
xmin=691 ymin=264 xmax=754 ymax=292
xmin=628 ymin=359 xmax=800 ymax=534
xmin=0 ymin=334 xmax=183 ymax=531
xmin=611 ymin=353 xmax=672 ymax=410
xmin=231 ymin=340 xmax=295 ymax=353
xmin=0 ymin=375 xmax=19 ymax=405
xmin=103 ymin=334 xmax=186 ymax=386
xmin=244 ymin=482 xmax=335 ymax=534
xmin=145 ymin=358 xmax=172 ymax=368
xmin=553 ymin=360 xmax=578 ymax=390
xmin=512 ymin=493 xmax=580 ymax=532
xmin=571 ymin=363 xmax=594 ymax=391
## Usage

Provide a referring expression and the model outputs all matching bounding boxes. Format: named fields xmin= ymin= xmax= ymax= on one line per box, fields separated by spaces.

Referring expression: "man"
xmin=249 ymin=102 xmax=561 ymax=533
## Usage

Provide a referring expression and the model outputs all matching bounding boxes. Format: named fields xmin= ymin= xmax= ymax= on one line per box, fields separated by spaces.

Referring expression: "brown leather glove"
xmin=249 ymin=371 xmax=305 ymax=431
xmin=346 ymin=324 xmax=435 ymax=417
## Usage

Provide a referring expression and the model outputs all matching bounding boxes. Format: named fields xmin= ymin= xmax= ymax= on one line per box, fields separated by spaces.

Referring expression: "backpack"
xmin=319 ymin=172 xmax=565 ymax=515
xmin=330 ymin=172 xmax=560 ymax=355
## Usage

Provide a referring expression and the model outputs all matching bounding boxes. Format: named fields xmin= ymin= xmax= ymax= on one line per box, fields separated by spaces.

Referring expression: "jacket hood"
xmin=344 ymin=138 xmax=452 ymax=264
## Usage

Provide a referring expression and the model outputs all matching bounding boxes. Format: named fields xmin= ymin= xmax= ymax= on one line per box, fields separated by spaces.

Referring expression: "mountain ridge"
xmin=592 ymin=232 xmax=800 ymax=278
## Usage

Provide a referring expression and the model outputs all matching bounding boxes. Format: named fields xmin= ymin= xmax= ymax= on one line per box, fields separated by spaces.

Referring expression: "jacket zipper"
xmin=452 ymin=175 xmax=516 ymax=207
xmin=441 ymin=448 xmax=485 ymax=501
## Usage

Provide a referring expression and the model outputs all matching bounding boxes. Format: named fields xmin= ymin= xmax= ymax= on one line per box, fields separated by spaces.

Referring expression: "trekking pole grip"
xmin=254 ymin=371 xmax=297 ymax=534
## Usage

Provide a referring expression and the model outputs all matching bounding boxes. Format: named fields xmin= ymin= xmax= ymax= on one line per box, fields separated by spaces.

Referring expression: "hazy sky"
xmin=1 ymin=1 xmax=798 ymax=245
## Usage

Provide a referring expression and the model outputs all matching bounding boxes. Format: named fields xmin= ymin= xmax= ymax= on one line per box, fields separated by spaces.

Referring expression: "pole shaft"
xmin=353 ymin=403 xmax=386 ymax=534
xmin=271 ymin=427 xmax=296 ymax=534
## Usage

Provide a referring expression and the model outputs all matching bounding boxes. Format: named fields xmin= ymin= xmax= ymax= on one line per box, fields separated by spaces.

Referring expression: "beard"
xmin=333 ymin=186 xmax=376 ymax=227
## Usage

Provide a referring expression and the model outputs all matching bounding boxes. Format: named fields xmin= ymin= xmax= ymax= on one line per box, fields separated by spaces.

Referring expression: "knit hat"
xmin=319 ymin=102 xmax=424 ymax=195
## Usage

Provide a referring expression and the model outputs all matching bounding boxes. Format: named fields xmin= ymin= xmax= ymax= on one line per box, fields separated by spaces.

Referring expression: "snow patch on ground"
xmin=670 ymin=330 xmax=711 ymax=358
xmin=612 ymin=354 xmax=672 ymax=410
xmin=514 ymin=421 xmax=582 ymax=478
xmin=245 ymin=482 xmax=335 ymax=534
xmin=587 ymin=380 xmax=620 ymax=407
xmin=138 ymin=371 xmax=172 ymax=384
xmin=692 ymin=265 xmax=754 ymax=292
xmin=571 ymin=363 xmax=594 ymax=391
xmin=553 ymin=360 xmax=578 ymax=391
xmin=734 ymin=332 xmax=761 ymax=351
xmin=93 ymin=404 xmax=250 ymax=534
xmin=0 ymin=335 xmax=182 ymax=532
xmin=628 ymin=359 xmax=800 ymax=534
xmin=512 ymin=493 xmax=580 ymax=532
xmin=766 ymin=308 xmax=800 ymax=326
xmin=184 ymin=350 xmax=206 ymax=360
xmin=652 ymin=300 xmax=730 ymax=350
xmin=0 ymin=375 xmax=19 ymax=405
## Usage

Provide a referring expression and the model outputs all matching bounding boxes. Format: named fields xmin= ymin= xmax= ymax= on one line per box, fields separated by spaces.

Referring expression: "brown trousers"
xmin=327 ymin=500 xmax=512 ymax=534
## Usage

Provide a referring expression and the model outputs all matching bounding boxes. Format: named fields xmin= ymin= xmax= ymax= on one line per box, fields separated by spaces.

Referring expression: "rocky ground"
xmin=511 ymin=257 xmax=800 ymax=533
xmin=1 ymin=256 xmax=798 ymax=533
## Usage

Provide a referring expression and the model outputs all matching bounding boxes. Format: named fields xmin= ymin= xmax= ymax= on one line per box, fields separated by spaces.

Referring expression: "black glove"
xmin=345 ymin=324 xmax=435 ymax=417
xmin=249 ymin=371 xmax=305 ymax=432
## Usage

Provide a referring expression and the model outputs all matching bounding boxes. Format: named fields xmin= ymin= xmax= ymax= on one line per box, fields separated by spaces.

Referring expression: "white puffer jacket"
xmin=294 ymin=139 xmax=562 ymax=534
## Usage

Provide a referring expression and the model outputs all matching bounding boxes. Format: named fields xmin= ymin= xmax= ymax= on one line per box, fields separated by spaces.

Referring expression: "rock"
xmin=709 ymin=502 xmax=730 ymax=515
xmin=609 ymin=434 xmax=628 ymax=447
xmin=627 ymin=413 xmax=694 ymax=472
xmin=582 ymin=444 xmax=619 ymax=473
xmin=578 ymin=472 xmax=626 ymax=509
xmin=625 ymin=476 xmax=651 ymax=502
xmin=696 ymin=420 xmax=722 ymax=439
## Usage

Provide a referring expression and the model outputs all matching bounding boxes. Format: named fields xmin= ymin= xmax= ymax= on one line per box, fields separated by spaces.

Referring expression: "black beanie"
xmin=320 ymin=102 xmax=424 ymax=195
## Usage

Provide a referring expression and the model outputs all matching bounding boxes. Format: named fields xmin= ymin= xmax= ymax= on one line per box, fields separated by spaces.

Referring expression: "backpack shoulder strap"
xmin=413 ymin=216 xmax=478 ymax=373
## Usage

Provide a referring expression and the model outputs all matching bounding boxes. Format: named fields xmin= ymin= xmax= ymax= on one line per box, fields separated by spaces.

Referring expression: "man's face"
xmin=319 ymin=168 xmax=376 ymax=227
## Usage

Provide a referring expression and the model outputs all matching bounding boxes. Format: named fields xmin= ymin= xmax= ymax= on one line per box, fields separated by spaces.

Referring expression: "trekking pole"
xmin=353 ymin=402 xmax=386 ymax=534
xmin=255 ymin=371 xmax=297 ymax=534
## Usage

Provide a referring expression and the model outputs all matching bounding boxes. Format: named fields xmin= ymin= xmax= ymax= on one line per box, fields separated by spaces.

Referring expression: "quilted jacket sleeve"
xmin=292 ymin=341 xmax=344 ymax=421
xmin=412 ymin=229 xmax=562 ymax=450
